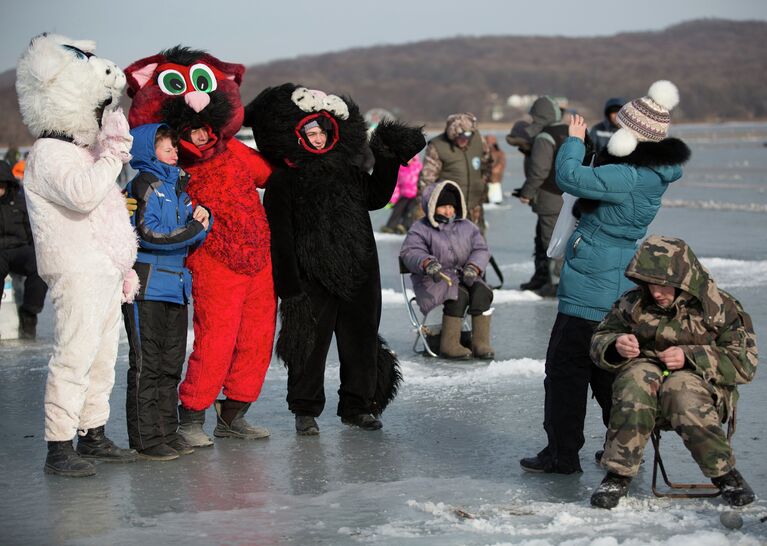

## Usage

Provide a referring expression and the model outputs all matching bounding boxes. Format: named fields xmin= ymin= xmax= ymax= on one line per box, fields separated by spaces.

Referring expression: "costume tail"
xmin=372 ymin=335 xmax=402 ymax=415
xmin=275 ymin=294 xmax=316 ymax=371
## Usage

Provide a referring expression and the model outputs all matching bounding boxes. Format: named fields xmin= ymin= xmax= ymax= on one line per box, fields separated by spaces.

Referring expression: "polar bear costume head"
xmin=16 ymin=33 xmax=126 ymax=147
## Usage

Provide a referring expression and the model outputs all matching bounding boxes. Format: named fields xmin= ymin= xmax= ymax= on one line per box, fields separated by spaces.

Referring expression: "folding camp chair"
xmin=398 ymin=257 xmax=470 ymax=357
xmin=650 ymin=413 xmax=735 ymax=498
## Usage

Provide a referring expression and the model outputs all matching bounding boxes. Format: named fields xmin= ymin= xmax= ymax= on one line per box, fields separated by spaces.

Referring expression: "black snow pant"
xmin=540 ymin=312 xmax=614 ymax=471
xmin=0 ymin=245 xmax=47 ymax=314
xmin=443 ymin=282 xmax=493 ymax=317
xmin=532 ymin=212 xmax=562 ymax=285
xmin=384 ymin=197 xmax=417 ymax=231
xmin=122 ymin=300 xmax=188 ymax=450
xmin=287 ymin=276 xmax=380 ymax=419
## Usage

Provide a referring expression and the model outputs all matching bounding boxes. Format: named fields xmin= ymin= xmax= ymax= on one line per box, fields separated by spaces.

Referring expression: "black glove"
xmin=424 ymin=260 xmax=443 ymax=283
xmin=462 ymin=264 xmax=479 ymax=287
xmin=369 ymin=120 xmax=426 ymax=165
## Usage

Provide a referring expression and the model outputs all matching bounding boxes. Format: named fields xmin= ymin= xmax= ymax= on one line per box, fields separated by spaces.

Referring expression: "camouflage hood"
xmin=444 ymin=112 xmax=477 ymax=142
xmin=625 ymin=235 xmax=726 ymax=328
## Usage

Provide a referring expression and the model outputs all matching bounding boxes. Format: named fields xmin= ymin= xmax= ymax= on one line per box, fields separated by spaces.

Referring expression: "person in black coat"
xmin=243 ymin=84 xmax=425 ymax=434
xmin=0 ymin=160 xmax=47 ymax=338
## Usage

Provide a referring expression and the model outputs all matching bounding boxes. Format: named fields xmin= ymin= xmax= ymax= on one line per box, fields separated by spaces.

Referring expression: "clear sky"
xmin=1 ymin=0 xmax=765 ymax=72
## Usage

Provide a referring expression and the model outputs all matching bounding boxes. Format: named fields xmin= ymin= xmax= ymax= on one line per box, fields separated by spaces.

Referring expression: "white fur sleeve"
xmin=28 ymin=139 xmax=124 ymax=214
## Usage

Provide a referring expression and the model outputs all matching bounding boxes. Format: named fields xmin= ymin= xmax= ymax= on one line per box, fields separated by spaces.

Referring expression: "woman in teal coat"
xmin=520 ymin=81 xmax=691 ymax=475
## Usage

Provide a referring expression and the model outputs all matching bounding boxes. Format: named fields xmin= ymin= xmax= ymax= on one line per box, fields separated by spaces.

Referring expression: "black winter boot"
xmin=295 ymin=415 xmax=320 ymax=436
xmin=341 ymin=413 xmax=383 ymax=431
xmin=213 ymin=399 xmax=270 ymax=439
xmin=711 ymin=469 xmax=755 ymax=507
xmin=44 ymin=441 xmax=96 ymax=477
xmin=76 ymin=426 xmax=138 ymax=462
xmin=591 ymin=472 xmax=632 ymax=509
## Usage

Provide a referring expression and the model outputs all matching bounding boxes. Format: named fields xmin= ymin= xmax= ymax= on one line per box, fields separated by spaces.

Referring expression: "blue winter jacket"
xmin=554 ymin=137 xmax=682 ymax=322
xmin=127 ymin=123 xmax=212 ymax=304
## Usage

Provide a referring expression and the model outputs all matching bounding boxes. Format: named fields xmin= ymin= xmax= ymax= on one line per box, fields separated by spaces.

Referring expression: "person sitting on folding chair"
xmin=400 ymin=180 xmax=494 ymax=360
xmin=589 ymin=235 xmax=758 ymax=509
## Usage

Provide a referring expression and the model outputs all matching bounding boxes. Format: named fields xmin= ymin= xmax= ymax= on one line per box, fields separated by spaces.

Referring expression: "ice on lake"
xmin=1 ymin=123 xmax=766 ymax=545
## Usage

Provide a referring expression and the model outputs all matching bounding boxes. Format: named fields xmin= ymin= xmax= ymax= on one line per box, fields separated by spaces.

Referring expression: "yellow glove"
xmin=124 ymin=193 xmax=138 ymax=217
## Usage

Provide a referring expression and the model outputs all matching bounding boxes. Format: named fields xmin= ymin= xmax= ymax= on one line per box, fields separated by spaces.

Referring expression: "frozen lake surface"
xmin=1 ymin=123 xmax=766 ymax=545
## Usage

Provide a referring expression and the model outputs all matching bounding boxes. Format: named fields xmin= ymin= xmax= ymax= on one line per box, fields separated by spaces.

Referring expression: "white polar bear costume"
xmin=16 ymin=33 xmax=138 ymax=441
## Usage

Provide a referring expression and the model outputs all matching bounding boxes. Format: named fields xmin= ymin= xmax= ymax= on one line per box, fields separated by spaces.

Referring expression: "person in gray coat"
xmin=400 ymin=180 xmax=494 ymax=359
xmin=516 ymin=97 xmax=569 ymax=296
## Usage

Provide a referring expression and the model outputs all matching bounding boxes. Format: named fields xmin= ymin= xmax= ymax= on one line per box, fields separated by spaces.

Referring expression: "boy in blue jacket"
xmin=123 ymin=124 xmax=212 ymax=460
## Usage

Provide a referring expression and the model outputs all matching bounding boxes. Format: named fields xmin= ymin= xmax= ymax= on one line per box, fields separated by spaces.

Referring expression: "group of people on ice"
xmin=10 ymin=32 xmax=758 ymax=511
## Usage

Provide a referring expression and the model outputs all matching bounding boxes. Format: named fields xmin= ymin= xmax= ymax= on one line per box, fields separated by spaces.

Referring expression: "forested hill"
xmin=2 ymin=19 xmax=765 ymax=146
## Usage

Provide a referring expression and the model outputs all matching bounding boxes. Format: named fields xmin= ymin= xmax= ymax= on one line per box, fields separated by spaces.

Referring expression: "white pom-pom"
xmin=607 ymin=127 xmax=638 ymax=157
xmin=647 ymin=80 xmax=679 ymax=111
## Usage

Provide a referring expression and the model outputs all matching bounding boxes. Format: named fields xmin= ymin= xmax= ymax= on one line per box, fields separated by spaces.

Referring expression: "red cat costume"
xmin=125 ymin=46 xmax=275 ymax=444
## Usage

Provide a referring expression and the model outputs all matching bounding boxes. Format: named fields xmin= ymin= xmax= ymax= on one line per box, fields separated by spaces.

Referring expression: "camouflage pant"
xmin=602 ymin=360 xmax=734 ymax=478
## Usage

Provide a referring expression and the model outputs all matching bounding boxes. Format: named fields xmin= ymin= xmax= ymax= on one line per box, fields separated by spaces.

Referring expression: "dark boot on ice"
xmin=76 ymin=426 xmax=137 ymax=462
xmin=520 ymin=448 xmax=582 ymax=474
xmin=166 ymin=435 xmax=195 ymax=456
xmin=177 ymin=405 xmax=213 ymax=447
xmin=44 ymin=440 xmax=96 ymax=477
xmin=590 ymin=472 xmax=632 ymax=509
xmin=519 ymin=277 xmax=546 ymax=291
xmin=439 ymin=315 xmax=471 ymax=359
xmin=213 ymin=399 xmax=270 ymax=440
xmin=471 ymin=314 xmax=495 ymax=360
xmin=711 ymin=469 xmax=755 ymax=507
xmin=295 ymin=415 xmax=320 ymax=436
xmin=18 ymin=308 xmax=37 ymax=340
xmin=137 ymin=443 xmax=180 ymax=461
xmin=341 ymin=413 xmax=383 ymax=431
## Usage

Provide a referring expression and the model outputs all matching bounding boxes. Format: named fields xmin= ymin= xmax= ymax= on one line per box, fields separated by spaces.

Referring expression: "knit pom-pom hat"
xmin=607 ymin=80 xmax=679 ymax=157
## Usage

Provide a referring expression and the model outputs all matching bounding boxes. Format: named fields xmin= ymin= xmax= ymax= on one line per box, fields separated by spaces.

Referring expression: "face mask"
xmin=434 ymin=214 xmax=455 ymax=225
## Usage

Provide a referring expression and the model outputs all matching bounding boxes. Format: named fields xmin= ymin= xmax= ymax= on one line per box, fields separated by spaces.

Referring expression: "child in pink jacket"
xmin=381 ymin=154 xmax=422 ymax=234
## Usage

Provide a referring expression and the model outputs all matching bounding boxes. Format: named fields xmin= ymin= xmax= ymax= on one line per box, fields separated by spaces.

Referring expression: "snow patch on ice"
xmin=493 ymin=289 xmax=543 ymax=303
xmin=375 ymin=231 xmax=405 ymax=241
xmin=700 ymin=257 xmax=767 ymax=288
xmin=381 ymin=287 xmax=542 ymax=307
xmin=399 ymin=358 xmax=544 ymax=391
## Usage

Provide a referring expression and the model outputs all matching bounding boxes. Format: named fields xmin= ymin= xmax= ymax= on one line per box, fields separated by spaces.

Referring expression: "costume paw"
xmin=121 ymin=269 xmax=140 ymax=303
xmin=369 ymin=120 xmax=426 ymax=165
xmin=97 ymin=108 xmax=133 ymax=163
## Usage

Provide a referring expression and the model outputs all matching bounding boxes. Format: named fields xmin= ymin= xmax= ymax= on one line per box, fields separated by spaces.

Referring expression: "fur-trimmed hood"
xmin=594 ymin=137 xmax=691 ymax=170
xmin=421 ymin=180 xmax=467 ymax=227
xmin=16 ymin=33 xmax=126 ymax=147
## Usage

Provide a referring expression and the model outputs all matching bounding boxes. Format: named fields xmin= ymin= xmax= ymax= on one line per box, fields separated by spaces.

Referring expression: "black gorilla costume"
xmin=244 ymin=83 xmax=425 ymax=421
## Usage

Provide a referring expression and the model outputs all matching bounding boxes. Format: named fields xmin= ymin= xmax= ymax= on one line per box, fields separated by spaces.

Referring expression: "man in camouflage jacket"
xmin=589 ymin=235 xmax=758 ymax=509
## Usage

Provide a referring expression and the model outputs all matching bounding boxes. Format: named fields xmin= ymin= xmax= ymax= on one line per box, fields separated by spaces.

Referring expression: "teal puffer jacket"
xmin=554 ymin=137 xmax=683 ymax=322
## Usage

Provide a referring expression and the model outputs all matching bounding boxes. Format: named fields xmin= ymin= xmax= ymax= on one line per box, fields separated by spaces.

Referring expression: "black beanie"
xmin=436 ymin=187 xmax=458 ymax=208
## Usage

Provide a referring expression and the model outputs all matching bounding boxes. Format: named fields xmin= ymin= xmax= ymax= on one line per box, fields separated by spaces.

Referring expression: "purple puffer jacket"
xmin=399 ymin=180 xmax=491 ymax=315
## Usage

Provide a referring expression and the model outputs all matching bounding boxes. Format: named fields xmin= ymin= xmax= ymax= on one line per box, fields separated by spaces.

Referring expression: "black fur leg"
xmin=372 ymin=335 xmax=402 ymax=415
